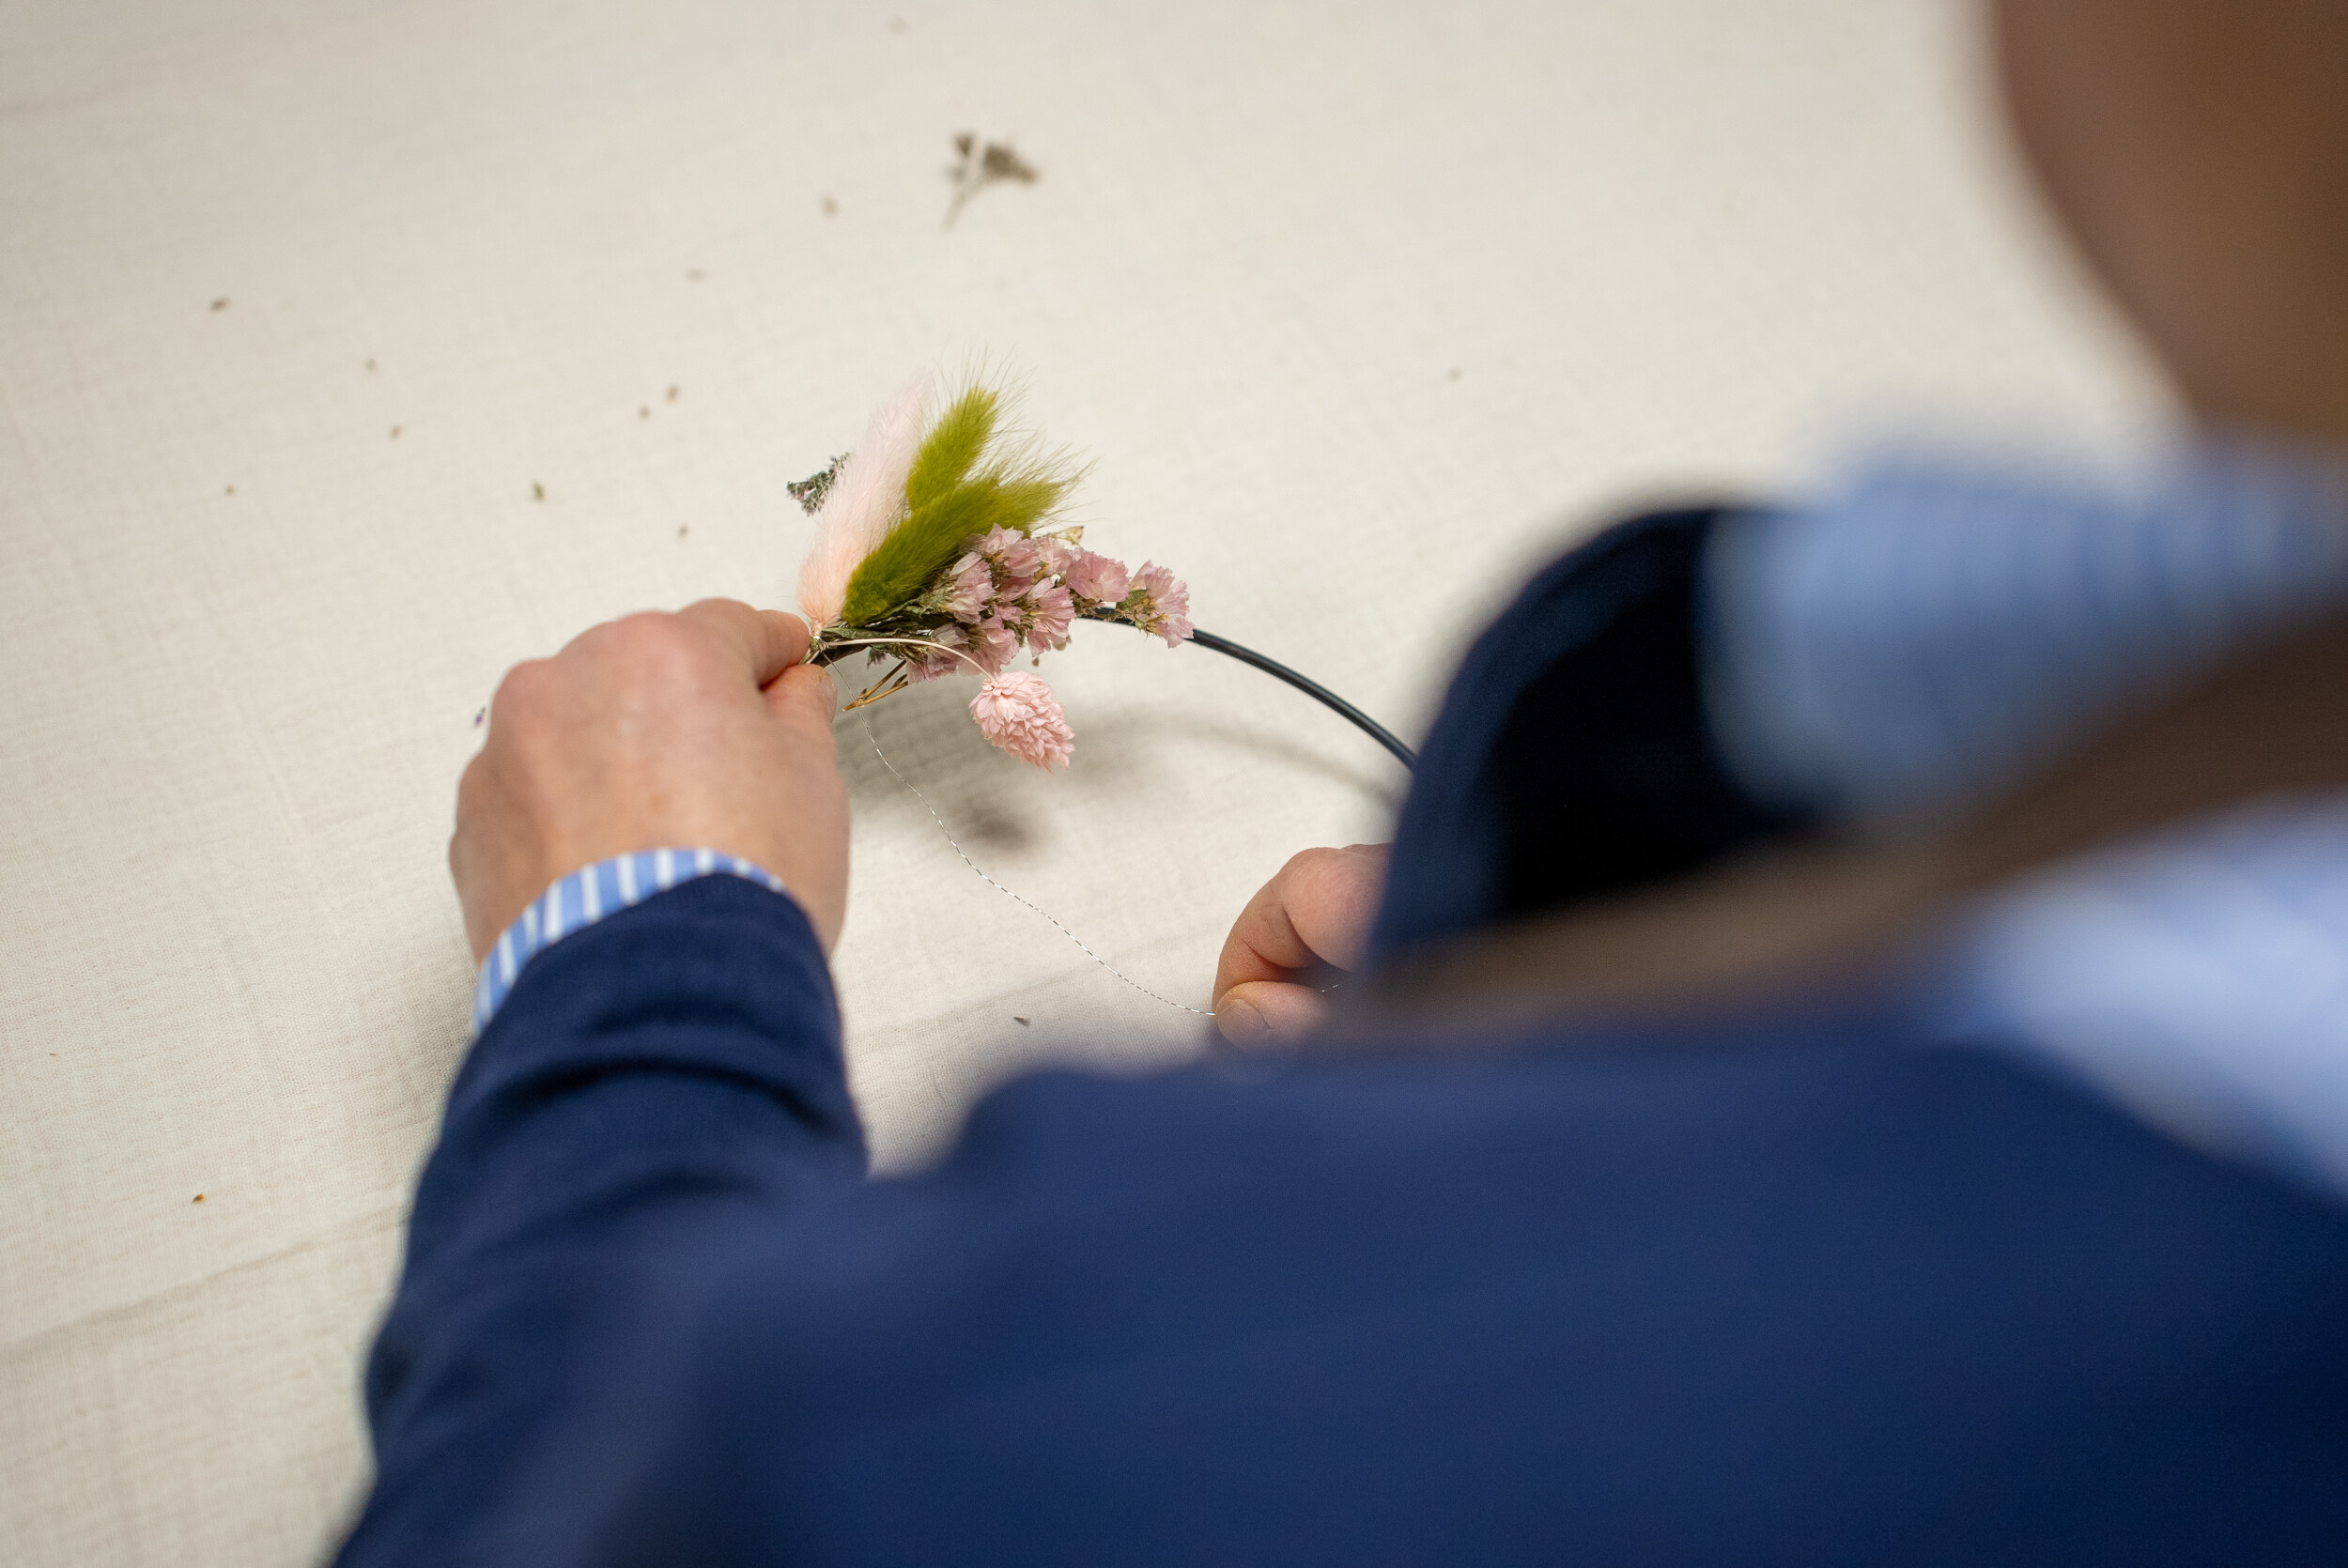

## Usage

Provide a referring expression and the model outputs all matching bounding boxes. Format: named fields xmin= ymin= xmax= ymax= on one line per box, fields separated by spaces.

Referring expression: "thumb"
xmin=1216 ymin=979 xmax=1330 ymax=1045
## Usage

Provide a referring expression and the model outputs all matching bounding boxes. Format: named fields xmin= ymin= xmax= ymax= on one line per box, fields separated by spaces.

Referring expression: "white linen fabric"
xmin=0 ymin=1 xmax=2153 ymax=1562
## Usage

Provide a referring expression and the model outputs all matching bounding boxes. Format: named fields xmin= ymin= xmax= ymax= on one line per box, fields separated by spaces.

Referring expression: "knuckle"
xmin=490 ymin=658 xmax=548 ymax=719
xmin=604 ymin=612 xmax=705 ymax=680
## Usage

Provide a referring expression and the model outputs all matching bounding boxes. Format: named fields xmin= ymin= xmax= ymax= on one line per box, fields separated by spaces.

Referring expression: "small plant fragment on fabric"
xmin=943 ymin=132 xmax=1039 ymax=227
xmin=796 ymin=376 xmax=1191 ymax=770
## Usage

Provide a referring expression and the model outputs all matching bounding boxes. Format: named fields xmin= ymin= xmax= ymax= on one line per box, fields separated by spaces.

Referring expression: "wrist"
xmin=471 ymin=847 xmax=793 ymax=1035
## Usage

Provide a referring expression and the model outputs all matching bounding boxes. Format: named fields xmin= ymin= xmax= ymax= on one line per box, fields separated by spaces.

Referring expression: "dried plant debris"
xmin=209 ymin=297 xmax=230 ymax=312
xmin=788 ymin=454 xmax=848 ymax=515
xmin=667 ymin=385 xmax=680 ymax=403
xmin=532 ymin=482 xmax=547 ymax=501
xmin=944 ymin=132 xmax=1038 ymax=227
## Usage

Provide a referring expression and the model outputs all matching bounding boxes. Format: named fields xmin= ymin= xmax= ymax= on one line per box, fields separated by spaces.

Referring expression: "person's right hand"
xmin=450 ymin=600 xmax=847 ymax=965
xmin=1210 ymin=844 xmax=1389 ymax=1045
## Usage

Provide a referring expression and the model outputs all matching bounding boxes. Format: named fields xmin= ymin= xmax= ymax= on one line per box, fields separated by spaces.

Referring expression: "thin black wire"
xmin=1186 ymin=628 xmax=1416 ymax=770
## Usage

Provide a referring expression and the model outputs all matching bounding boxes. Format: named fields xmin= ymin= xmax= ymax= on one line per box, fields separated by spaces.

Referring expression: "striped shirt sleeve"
xmin=471 ymin=849 xmax=789 ymax=1033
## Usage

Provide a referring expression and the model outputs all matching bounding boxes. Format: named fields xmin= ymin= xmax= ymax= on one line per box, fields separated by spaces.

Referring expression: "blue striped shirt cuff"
xmin=471 ymin=847 xmax=789 ymax=1034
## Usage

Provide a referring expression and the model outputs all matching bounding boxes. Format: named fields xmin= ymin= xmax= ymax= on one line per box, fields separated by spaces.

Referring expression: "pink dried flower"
xmin=966 ymin=617 xmax=1020 ymax=674
xmin=970 ymin=671 xmax=1074 ymax=770
xmin=977 ymin=526 xmax=1043 ymax=579
xmin=1130 ymin=561 xmax=1194 ymax=647
xmin=1060 ymin=548 xmax=1131 ymax=607
xmin=941 ymin=553 xmax=991 ymax=623
xmin=903 ymin=626 xmax=967 ymax=684
xmin=1022 ymin=578 xmax=1074 ymax=653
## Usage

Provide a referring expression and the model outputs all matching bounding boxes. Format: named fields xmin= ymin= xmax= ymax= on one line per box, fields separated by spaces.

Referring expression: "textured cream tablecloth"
xmin=0 ymin=1 xmax=2152 ymax=1561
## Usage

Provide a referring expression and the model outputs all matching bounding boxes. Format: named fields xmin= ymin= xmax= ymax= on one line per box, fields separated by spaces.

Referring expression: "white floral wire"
xmin=864 ymin=720 xmax=1215 ymax=1017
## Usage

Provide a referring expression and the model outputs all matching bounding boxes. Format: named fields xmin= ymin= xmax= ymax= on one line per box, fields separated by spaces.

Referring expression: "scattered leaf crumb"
xmin=822 ymin=194 xmax=838 ymax=217
xmin=788 ymin=455 xmax=846 ymax=514
xmin=677 ymin=525 xmax=689 ymax=539
xmin=209 ymin=297 xmax=230 ymax=312
xmin=1012 ymin=1015 xmax=1030 ymax=1025
xmin=193 ymin=1193 xmax=205 ymax=1204
xmin=224 ymin=484 xmax=236 ymax=497
xmin=390 ymin=424 xmax=402 ymax=439
xmin=639 ymin=406 xmax=651 ymax=420
xmin=666 ymin=384 xmax=680 ymax=403
xmin=532 ymin=482 xmax=546 ymax=501
xmin=365 ymin=358 xmax=378 ymax=373
xmin=944 ymin=132 xmax=1039 ymax=227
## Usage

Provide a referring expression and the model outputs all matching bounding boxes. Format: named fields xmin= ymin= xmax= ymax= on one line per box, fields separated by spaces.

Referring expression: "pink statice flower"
xmin=1059 ymin=548 xmax=1131 ymax=608
xmin=1129 ymin=561 xmax=1194 ymax=647
xmin=970 ymin=671 xmax=1074 ymax=770
xmin=966 ymin=616 xmax=1020 ymax=674
xmin=903 ymin=625 xmax=968 ymax=684
xmin=1022 ymin=578 xmax=1074 ymax=653
xmin=940 ymin=553 xmax=991 ymax=623
xmin=977 ymin=526 xmax=1043 ymax=580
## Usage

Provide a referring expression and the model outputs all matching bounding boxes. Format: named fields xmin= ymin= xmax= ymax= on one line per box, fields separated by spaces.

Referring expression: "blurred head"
xmin=1992 ymin=0 xmax=2348 ymax=445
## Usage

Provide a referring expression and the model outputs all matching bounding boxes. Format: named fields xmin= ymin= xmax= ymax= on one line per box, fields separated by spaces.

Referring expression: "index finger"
xmin=677 ymin=598 xmax=811 ymax=689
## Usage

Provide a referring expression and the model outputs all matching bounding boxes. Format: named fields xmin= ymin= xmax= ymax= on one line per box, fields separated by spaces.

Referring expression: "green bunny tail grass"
xmin=904 ymin=388 xmax=997 ymax=512
xmin=841 ymin=479 xmax=994 ymax=624
xmin=981 ymin=473 xmax=1070 ymax=535
xmin=840 ymin=469 xmax=1078 ymax=624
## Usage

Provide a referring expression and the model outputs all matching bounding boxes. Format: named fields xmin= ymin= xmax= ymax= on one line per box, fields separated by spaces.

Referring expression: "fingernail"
xmin=1217 ymin=995 xmax=1269 ymax=1045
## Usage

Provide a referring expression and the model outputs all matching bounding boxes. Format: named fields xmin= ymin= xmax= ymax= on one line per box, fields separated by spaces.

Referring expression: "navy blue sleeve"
xmin=335 ymin=875 xmax=865 ymax=1566
xmin=1372 ymin=506 xmax=1813 ymax=957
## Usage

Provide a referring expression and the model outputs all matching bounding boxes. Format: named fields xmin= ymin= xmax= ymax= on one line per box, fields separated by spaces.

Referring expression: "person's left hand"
xmin=449 ymin=599 xmax=848 ymax=962
xmin=1210 ymin=844 xmax=1388 ymax=1044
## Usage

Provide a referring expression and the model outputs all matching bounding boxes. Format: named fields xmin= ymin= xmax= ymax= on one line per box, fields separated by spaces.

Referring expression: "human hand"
xmin=450 ymin=599 xmax=846 ymax=963
xmin=1210 ymin=844 xmax=1389 ymax=1045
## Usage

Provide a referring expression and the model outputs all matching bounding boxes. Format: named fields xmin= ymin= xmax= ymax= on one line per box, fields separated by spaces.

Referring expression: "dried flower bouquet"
xmin=796 ymin=377 xmax=1192 ymax=771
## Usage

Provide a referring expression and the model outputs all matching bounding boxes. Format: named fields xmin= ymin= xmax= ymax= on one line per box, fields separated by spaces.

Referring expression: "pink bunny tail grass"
xmin=970 ymin=671 xmax=1074 ymax=770
xmin=795 ymin=376 xmax=932 ymax=626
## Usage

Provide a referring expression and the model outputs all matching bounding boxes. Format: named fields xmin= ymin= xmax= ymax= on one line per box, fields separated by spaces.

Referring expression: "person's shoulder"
xmin=728 ymin=1017 xmax=2348 ymax=1349
xmin=610 ymin=1023 xmax=2348 ymax=1561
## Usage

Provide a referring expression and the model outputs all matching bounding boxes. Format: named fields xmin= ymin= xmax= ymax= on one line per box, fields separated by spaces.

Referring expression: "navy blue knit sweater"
xmin=340 ymin=513 xmax=2348 ymax=1565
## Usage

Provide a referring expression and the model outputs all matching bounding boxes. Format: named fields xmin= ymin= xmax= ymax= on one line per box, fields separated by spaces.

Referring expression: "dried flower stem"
xmin=816 ymin=635 xmax=993 ymax=681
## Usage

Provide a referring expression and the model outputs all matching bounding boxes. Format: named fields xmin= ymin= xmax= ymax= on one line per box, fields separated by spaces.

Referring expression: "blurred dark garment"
xmin=341 ymin=490 xmax=2348 ymax=1565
